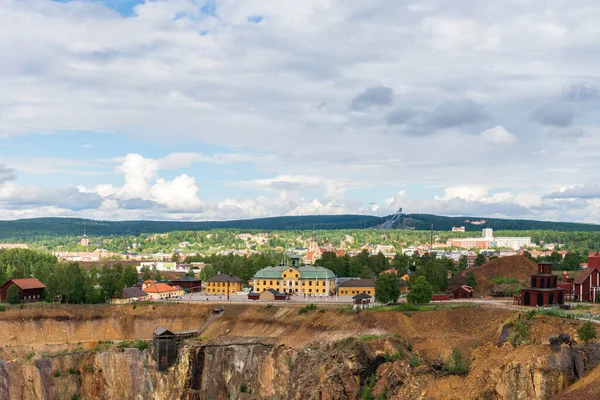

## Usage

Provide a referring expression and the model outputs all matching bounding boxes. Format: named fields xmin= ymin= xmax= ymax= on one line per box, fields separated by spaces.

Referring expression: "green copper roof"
xmin=253 ymin=266 xmax=336 ymax=279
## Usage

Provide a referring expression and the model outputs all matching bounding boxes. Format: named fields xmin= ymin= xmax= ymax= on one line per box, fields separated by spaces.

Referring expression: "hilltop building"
xmin=252 ymin=255 xmax=336 ymax=295
xmin=446 ymin=229 xmax=532 ymax=250
xmin=570 ymin=253 xmax=600 ymax=302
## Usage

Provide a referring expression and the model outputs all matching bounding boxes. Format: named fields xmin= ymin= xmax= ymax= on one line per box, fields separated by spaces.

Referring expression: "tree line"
xmin=0 ymin=249 xmax=139 ymax=303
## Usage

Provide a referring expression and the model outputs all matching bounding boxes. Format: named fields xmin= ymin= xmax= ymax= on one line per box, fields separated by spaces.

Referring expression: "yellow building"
xmin=252 ymin=257 xmax=336 ymax=295
xmin=205 ymin=274 xmax=244 ymax=294
xmin=337 ymin=278 xmax=407 ymax=297
xmin=337 ymin=279 xmax=376 ymax=296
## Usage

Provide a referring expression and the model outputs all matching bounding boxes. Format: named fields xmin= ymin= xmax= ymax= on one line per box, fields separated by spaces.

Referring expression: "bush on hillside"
xmin=578 ymin=322 xmax=597 ymax=343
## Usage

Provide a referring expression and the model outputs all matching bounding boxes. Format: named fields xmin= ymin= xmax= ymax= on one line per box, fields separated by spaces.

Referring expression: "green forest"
xmin=1 ymin=213 xmax=600 ymax=242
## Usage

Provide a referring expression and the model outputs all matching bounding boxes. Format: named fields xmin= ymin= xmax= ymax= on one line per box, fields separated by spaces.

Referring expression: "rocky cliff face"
xmin=1 ymin=335 xmax=599 ymax=400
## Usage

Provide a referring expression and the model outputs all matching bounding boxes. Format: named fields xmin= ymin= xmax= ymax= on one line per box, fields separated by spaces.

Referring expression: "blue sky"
xmin=2 ymin=0 xmax=600 ymax=222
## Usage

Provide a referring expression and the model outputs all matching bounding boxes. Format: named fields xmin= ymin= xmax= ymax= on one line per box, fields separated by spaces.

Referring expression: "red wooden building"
xmin=0 ymin=278 xmax=46 ymax=303
xmin=573 ymin=265 xmax=600 ymax=302
xmin=451 ymin=285 xmax=474 ymax=299
xmin=517 ymin=262 xmax=564 ymax=307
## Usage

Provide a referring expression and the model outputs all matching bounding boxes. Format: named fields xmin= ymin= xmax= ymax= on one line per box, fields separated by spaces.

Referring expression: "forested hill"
xmin=0 ymin=215 xmax=385 ymax=239
xmin=401 ymin=214 xmax=600 ymax=232
xmin=0 ymin=213 xmax=599 ymax=240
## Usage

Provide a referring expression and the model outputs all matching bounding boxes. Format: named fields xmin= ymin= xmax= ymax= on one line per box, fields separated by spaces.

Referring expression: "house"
xmin=572 ymin=266 xmax=600 ymax=302
xmin=252 ymin=255 xmax=336 ymax=295
xmin=205 ymin=274 xmax=245 ymax=295
xmin=516 ymin=262 xmax=564 ymax=306
xmin=170 ymin=276 xmax=202 ymax=293
xmin=381 ymin=268 xmax=398 ymax=275
xmin=451 ymin=285 xmax=473 ymax=299
xmin=0 ymin=278 xmax=46 ymax=303
xmin=557 ymin=271 xmax=575 ymax=301
xmin=352 ymin=292 xmax=372 ymax=309
xmin=141 ymin=280 xmax=184 ymax=300
xmin=112 ymin=287 xmax=150 ymax=304
xmin=258 ymin=288 xmax=289 ymax=301
xmin=338 ymin=279 xmax=375 ymax=297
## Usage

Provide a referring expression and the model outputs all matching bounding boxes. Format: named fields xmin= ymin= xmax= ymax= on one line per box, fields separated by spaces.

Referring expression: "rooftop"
xmin=253 ymin=265 xmax=336 ymax=279
xmin=206 ymin=274 xmax=244 ymax=283
xmin=4 ymin=278 xmax=46 ymax=290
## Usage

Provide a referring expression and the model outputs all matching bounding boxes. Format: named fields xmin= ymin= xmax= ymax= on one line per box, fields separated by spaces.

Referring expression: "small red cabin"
xmin=0 ymin=278 xmax=46 ymax=303
xmin=451 ymin=285 xmax=473 ymax=299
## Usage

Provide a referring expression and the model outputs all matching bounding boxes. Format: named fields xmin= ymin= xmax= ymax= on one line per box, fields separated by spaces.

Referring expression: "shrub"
xmin=0 ymin=305 xmax=6 ymax=312
xmin=133 ymin=339 xmax=149 ymax=351
xmin=409 ymin=355 xmax=421 ymax=367
xmin=361 ymin=386 xmax=374 ymax=400
xmin=265 ymin=304 xmax=272 ymax=309
xmin=240 ymin=384 xmax=248 ymax=393
xmin=298 ymin=304 xmax=317 ymax=314
xmin=384 ymin=351 xmax=403 ymax=362
xmin=285 ymin=354 xmax=294 ymax=372
xmin=491 ymin=276 xmax=519 ymax=285
xmin=53 ymin=370 xmax=61 ymax=377
xmin=445 ymin=347 xmax=469 ymax=375
xmin=25 ymin=351 xmax=35 ymax=360
xmin=68 ymin=367 xmax=79 ymax=375
xmin=318 ymin=308 xmax=326 ymax=313
xmin=578 ymin=321 xmax=598 ymax=343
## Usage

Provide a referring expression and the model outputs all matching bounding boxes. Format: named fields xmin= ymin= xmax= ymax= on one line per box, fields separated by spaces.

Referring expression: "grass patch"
xmin=409 ymin=355 xmax=421 ymax=367
xmin=285 ymin=354 xmax=294 ymax=372
xmin=53 ymin=370 xmax=61 ymax=378
xmin=491 ymin=276 xmax=519 ymax=285
xmin=118 ymin=339 xmax=148 ymax=351
xmin=298 ymin=304 xmax=317 ymax=315
xmin=265 ymin=304 xmax=272 ymax=309
xmin=240 ymin=384 xmax=248 ymax=393
xmin=67 ymin=367 xmax=79 ymax=375
xmin=384 ymin=351 xmax=403 ymax=362
xmin=24 ymin=351 xmax=35 ymax=361
xmin=358 ymin=334 xmax=381 ymax=342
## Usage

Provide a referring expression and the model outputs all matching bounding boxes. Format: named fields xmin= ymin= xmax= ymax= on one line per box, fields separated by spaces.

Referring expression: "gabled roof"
xmin=206 ymin=274 xmax=244 ymax=283
xmin=143 ymin=283 xmax=179 ymax=293
xmin=253 ymin=266 xmax=336 ymax=279
xmin=574 ymin=267 xmax=600 ymax=285
xmin=352 ymin=292 xmax=372 ymax=300
xmin=4 ymin=278 xmax=46 ymax=290
xmin=452 ymin=285 xmax=474 ymax=293
xmin=339 ymin=279 xmax=375 ymax=288
xmin=265 ymin=288 xmax=286 ymax=296
xmin=171 ymin=276 xmax=201 ymax=282
xmin=153 ymin=327 xmax=175 ymax=337
xmin=122 ymin=287 xmax=149 ymax=299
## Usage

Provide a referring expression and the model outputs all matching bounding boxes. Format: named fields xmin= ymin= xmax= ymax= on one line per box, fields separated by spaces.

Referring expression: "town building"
xmin=446 ymin=229 xmax=532 ymax=250
xmin=252 ymin=257 xmax=336 ymax=295
xmin=205 ymin=274 xmax=245 ymax=294
xmin=170 ymin=276 xmax=202 ymax=293
xmin=248 ymin=288 xmax=289 ymax=301
xmin=572 ymin=268 xmax=600 ymax=303
xmin=516 ymin=262 xmax=564 ymax=306
xmin=451 ymin=285 xmax=473 ymax=299
xmin=0 ymin=278 xmax=46 ymax=303
xmin=0 ymin=244 xmax=29 ymax=249
xmin=452 ymin=226 xmax=466 ymax=232
xmin=111 ymin=287 xmax=150 ymax=304
xmin=141 ymin=280 xmax=184 ymax=300
xmin=338 ymin=279 xmax=375 ymax=297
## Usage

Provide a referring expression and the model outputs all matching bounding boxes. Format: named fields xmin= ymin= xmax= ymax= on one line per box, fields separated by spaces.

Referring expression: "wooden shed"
xmin=451 ymin=285 xmax=474 ymax=299
xmin=0 ymin=278 xmax=46 ymax=303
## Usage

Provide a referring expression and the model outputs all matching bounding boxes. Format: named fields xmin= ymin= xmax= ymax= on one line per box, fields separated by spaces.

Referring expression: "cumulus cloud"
xmin=479 ymin=125 xmax=517 ymax=145
xmin=349 ymin=86 xmax=394 ymax=111
xmin=532 ymin=101 xmax=574 ymax=127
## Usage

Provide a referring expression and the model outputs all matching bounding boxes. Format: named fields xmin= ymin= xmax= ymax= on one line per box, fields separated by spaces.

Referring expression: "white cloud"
xmin=479 ymin=125 xmax=517 ymax=144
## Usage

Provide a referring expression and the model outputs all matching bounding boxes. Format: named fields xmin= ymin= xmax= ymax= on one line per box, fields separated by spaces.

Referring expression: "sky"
xmin=2 ymin=0 xmax=600 ymax=223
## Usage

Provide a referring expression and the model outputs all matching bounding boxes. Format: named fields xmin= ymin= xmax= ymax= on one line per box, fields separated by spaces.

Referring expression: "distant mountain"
xmin=0 ymin=213 xmax=599 ymax=240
